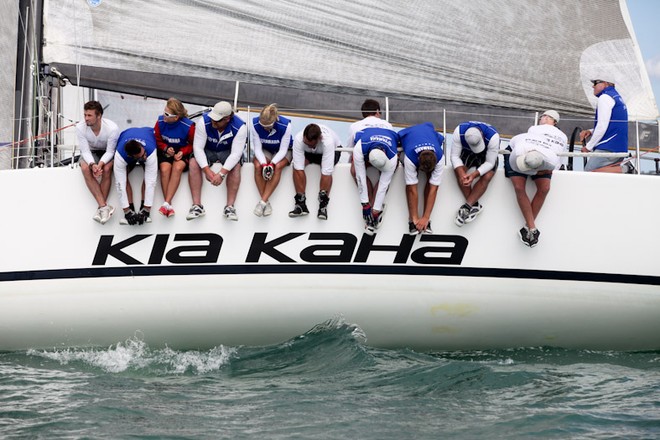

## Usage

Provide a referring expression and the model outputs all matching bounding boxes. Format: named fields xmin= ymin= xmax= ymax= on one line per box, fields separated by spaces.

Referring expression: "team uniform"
xmin=75 ymin=118 xmax=120 ymax=165
xmin=292 ymin=124 xmax=341 ymax=175
xmin=154 ymin=115 xmax=195 ymax=167
xmin=346 ymin=116 xmax=393 ymax=150
xmin=450 ymin=121 xmax=500 ymax=174
xmin=506 ymin=130 xmax=563 ymax=177
xmin=193 ymin=112 xmax=247 ymax=170
xmin=250 ymin=115 xmax=293 ymax=165
xmin=352 ymin=127 xmax=399 ymax=211
xmin=399 ymin=122 xmax=445 ymax=186
xmin=584 ymin=86 xmax=628 ymax=171
xmin=113 ymin=127 xmax=158 ymax=210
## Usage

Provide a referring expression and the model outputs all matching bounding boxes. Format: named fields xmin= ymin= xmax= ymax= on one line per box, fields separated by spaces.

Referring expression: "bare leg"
xmin=226 ymin=164 xmax=241 ymax=207
xmin=188 ymin=157 xmax=203 ymax=206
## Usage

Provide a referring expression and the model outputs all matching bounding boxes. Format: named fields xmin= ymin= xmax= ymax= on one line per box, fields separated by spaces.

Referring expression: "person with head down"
xmin=351 ymin=125 xmax=399 ymax=235
xmin=450 ymin=121 xmax=500 ymax=227
xmin=504 ymin=110 xmax=567 ymax=247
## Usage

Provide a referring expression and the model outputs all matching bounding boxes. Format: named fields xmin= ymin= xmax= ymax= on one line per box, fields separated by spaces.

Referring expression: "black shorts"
xmin=304 ymin=151 xmax=341 ymax=166
xmin=503 ymin=147 xmax=551 ymax=180
xmin=157 ymin=150 xmax=190 ymax=171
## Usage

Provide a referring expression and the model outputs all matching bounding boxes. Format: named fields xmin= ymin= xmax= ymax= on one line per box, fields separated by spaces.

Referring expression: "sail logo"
xmin=87 ymin=0 xmax=102 ymax=6
xmin=92 ymin=232 xmax=468 ymax=266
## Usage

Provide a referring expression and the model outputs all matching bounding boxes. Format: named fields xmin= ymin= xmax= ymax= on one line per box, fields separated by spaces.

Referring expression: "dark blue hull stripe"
xmin=1 ymin=265 xmax=659 ymax=286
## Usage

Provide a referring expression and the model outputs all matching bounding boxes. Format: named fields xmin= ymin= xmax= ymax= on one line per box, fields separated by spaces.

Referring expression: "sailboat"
xmin=1 ymin=0 xmax=659 ymax=352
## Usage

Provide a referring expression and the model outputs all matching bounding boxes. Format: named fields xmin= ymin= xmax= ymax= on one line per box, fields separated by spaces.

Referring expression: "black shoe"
xmin=289 ymin=203 xmax=309 ymax=217
xmin=318 ymin=206 xmax=328 ymax=220
xmin=519 ymin=226 xmax=531 ymax=247
xmin=528 ymin=228 xmax=540 ymax=247
xmin=408 ymin=221 xmax=419 ymax=235
xmin=423 ymin=221 xmax=433 ymax=234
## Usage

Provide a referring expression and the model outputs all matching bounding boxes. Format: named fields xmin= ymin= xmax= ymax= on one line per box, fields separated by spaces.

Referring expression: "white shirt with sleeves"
xmin=292 ymin=124 xmax=341 ymax=175
xmin=352 ymin=141 xmax=396 ymax=211
xmin=76 ymin=118 xmax=120 ymax=165
xmin=346 ymin=116 xmax=393 ymax=150
xmin=449 ymin=125 xmax=500 ymax=176
xmin=193 ymin=118 xmax=247 ymax=171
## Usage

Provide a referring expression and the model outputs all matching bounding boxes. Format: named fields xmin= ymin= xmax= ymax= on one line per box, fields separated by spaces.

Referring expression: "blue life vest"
xmin=252 ymin=115 xmax=292 ymax=154
xmin=593 ymin=86 xmax=628 ymax=153
xmin=458 ymin=121 xmax=498 ymax=152
xmin=117 ymin=127 xmax=157 ymax=165
xmin=357 ymin=128 xmax=399 ymax=161
xmin=399 ymin=122 xmax=444 ymax=167
xmin=156 ymin=115 xmax=194 ymax=150
xmin=202 ymin=113 xmax=246 ymax=152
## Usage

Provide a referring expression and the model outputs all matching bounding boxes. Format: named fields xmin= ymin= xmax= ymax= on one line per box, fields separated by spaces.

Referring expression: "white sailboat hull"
xmin=1 ymin=164 xmax=659 ymax=351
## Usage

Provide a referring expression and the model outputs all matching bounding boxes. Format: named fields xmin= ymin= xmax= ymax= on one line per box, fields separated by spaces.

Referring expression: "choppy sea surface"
xmin=1 ymin=322 xmax=659 ymax=439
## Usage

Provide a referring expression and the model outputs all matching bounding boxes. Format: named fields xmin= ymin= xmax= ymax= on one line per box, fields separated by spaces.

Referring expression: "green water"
xmin=1 ymin=323 xmax=659 ymax=439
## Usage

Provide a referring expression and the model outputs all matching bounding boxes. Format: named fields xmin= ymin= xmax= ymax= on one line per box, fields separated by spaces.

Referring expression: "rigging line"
xmin=4 ymin=123 xmax=76 ymax=150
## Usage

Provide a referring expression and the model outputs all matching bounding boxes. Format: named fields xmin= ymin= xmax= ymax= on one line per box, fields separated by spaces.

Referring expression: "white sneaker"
xmin=454 ymin=204 xmax=471 ymax=227
xmin=186 ymin=204 xmax=206 ymax=221
xmin=254 ymin=200 xmax=267 ymax=217
xmin=263 ymin=201 xmax=273 ymax=216
xmin=224 ymin=205 xmax=238 ymax=221
xmin=93 ymin=208 xmax=102 ymax=223
xmin=99 ymin=205 xmax=115 ymax=225
xmin=465 ymin=202 xmax=483 ymax=223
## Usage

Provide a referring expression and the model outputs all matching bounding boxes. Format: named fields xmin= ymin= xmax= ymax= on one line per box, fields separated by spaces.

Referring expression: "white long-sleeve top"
xmin=76 ymin=118 xmax=120 ymax=165
xmin=113 ymin=151 xmax=158 ymax=209
xmin=192 ymin=119 xmax=247 ymax=171
xmin=352 ymin=141 xmax=396 ymax=211
xmin=346 ymin=116 xmax=393 ymax=150
xmin=584 ymin=93 xmax=615 ymax=151
xmin=292 ymin=125 xmax=341 ymax=175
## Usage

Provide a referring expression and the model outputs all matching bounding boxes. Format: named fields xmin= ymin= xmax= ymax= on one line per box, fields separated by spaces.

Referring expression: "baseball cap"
xmin=590 ymin=74 xmax=617 ymax=85
xmin=464 ymin=127 xmax=485 ymax=153
xmin=208 ymin=101 xmax=233 ymax=121
xmin=516 ymin=150 xmax=545 ymax=172
xmin=542 ymin=110 xmax=560 ymax=123
xmin=368 ymin=148 xmax=395 ymax=172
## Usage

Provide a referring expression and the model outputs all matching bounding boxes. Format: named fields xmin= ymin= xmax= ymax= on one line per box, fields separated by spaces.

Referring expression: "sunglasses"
xmin=591 ymin=80 xmax=605 ymax=87
xmin=259 ymin=121 xmax=275 ymax=129
xmin=163 ymin=111 xmax=177 ymax=118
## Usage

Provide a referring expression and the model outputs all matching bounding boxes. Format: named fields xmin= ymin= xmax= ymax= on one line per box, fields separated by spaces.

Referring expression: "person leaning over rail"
xmin=504 ymin=110 xmax=567 ymax=247
xmin=154 ymin=97 xmax=195 ymax=217
xmin=346 ymin=99 xmax=393 ymax=151
xmin=188 ymin=101 xmax=247 ymax=221
xmin=288 ymin=123 xmax=341 ymax=220
xmin=113 ymin=127 xmax=158 ymax=225
xmin=250 ymin=103 xmax=293 ymax=217
xmin=76 ymin=100 xmax=120 ymax=224
xmin=399 ymin=122 xmax=444 ymax=235
xmin=351 ymin=127 xmax=399 ymax=235
xmin=450 ymin=121 xmax=500 ymax=227
xmin=579 ymin=75 xmax=630 ymax=173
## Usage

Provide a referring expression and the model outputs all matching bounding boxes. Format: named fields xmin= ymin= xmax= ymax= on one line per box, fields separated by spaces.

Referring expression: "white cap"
xmin=208 ymin=101 xmax=233 ymax=121
xmin=516 ymin=150 xmax=545 ymax=172
xmin=542 ymin=110 xmax=560 ymax=123
xmin=368 ymin=149 xmax=395 ymax=172
xmin=464 ymin=127 xmax=485 ymax=153
xmin=591 ymin=74 xmax=617 ymax=85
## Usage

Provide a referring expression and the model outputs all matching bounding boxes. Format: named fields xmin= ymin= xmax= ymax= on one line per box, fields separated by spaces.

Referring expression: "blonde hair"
xmin=166 ymin=97 xmax=188 ymax=118
xmin=259 ymin=103 xmax=279 ymax=126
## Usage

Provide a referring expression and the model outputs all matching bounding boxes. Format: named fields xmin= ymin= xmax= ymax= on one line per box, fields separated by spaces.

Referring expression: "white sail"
xmin=41 ymin=0 xmax=658 ymax=124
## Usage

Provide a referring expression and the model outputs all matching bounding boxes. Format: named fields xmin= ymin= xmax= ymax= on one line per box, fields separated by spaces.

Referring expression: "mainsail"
xmin=9 ymin=0 xmax=659 ymax=165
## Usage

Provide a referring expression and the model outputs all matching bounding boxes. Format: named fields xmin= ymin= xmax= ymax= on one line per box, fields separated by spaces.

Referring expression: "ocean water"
xmin=1 ymin=322 xmax=659 ymax=439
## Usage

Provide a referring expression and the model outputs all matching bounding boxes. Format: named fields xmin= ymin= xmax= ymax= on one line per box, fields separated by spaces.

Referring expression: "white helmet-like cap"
xmin=368 ymin=148 xmax=395 ymax=172
xmin=516 ymin=150 xmax=545 ymax=172
xmin=542 ymin=110 xmax=560 ymax=123
xmin=208 ymin=101 xmax=233 ymax=121
xmin=464 ymin=127 xmax=485 ymax=153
